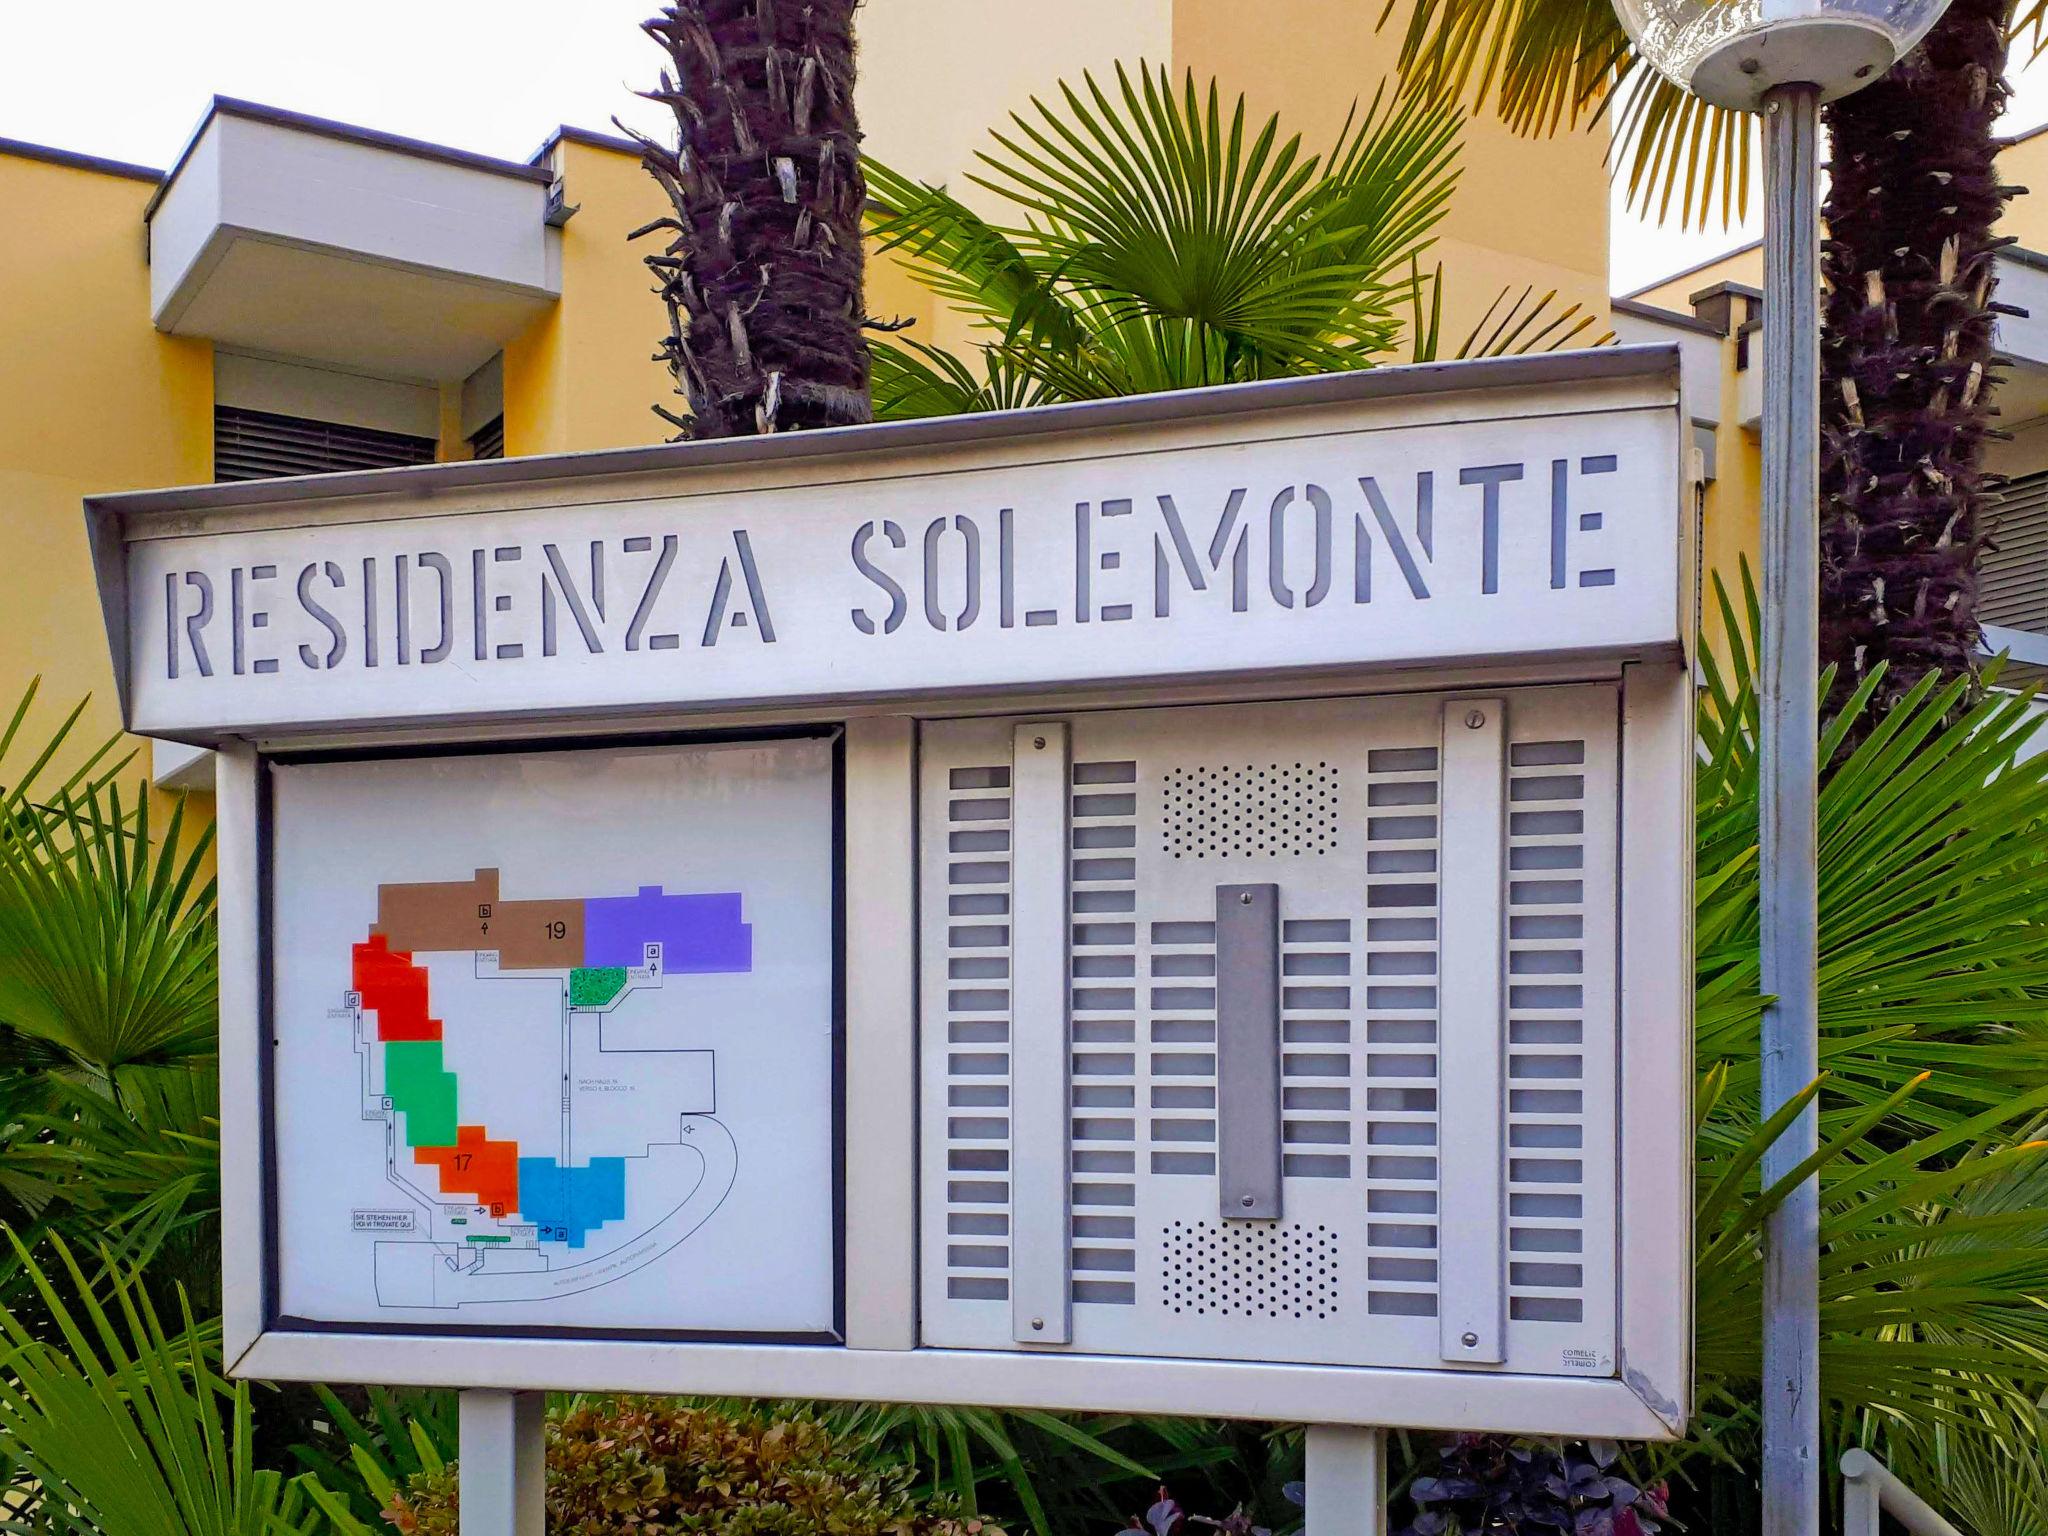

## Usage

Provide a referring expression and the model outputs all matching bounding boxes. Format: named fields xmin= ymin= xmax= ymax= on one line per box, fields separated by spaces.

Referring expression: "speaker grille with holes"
xmin=1161 ymin=1221 xmax=1338 ymax=1319
xmin=1162 ymin=763 xmax=1339 ymax=859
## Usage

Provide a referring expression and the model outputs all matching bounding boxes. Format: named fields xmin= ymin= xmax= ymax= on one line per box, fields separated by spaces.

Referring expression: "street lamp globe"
xmin=1611 ymin=0 xmax=1948 ymax=109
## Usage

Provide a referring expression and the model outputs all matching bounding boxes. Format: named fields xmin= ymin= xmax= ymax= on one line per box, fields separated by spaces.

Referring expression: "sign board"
xmin=88 ymin=350 xmax=1695 ymax=1439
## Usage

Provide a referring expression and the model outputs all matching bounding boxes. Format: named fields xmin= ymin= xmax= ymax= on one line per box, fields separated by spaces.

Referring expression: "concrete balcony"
xmin=1725 ymin=252 xmax=2048 ymax=432
xmin=145 ymin=99 xmax=560 ymax=382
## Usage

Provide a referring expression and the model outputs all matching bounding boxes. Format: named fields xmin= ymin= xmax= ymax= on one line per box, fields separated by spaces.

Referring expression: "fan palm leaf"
xmin=1670 ymin=566 xmax=2048 ymax=1524
xmin=0 ymin=780 xmax=217 ymax=1084
xmin=867 ymin=60 xmax=1613 ymax=417
xmin=867 ymin=62 xmax=1465 ymax=408
xmin=1385 ymin=0 xmax=2048 ymax=230
xmin=0 ymin=1231 xmax=330 ymax=1536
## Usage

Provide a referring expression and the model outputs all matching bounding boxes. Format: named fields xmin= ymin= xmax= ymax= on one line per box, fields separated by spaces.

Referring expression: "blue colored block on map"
xmin=519 ymin=1156 xmax=626 ymax=1249
xmin=582 ymin=887 xmax=752 ymax=973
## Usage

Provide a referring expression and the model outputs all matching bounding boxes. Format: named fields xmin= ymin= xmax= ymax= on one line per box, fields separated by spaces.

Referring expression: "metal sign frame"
xmin=94 ymin=351 xmax=1696 ymax=1439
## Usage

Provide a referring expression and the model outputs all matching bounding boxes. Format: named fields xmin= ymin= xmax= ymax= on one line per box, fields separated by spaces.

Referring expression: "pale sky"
xmin=2 ymin=2 xmax=2042 ymax=298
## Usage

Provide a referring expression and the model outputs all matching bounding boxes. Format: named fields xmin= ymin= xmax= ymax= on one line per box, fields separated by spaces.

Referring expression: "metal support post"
xmin=459 ymin=1389 xmax=545 ymax=1536
xmin=1759 ymin=79 xmax=1823 ymax=1536
xmin=1304 ymin=1425 xmax=1386 ymax=1536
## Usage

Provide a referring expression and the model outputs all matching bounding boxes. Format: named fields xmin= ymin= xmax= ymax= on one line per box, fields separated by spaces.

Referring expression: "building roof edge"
xmin=0 ymin=135 xmax=162 ymax=184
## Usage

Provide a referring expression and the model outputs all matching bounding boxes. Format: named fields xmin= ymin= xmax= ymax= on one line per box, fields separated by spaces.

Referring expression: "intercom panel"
xmin=918 ymin=686 xmax=1621 ymax=1379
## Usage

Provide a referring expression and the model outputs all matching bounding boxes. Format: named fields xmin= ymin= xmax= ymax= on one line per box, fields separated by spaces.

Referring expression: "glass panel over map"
xmin=268 ymin=736 xmax=836 ymax=1337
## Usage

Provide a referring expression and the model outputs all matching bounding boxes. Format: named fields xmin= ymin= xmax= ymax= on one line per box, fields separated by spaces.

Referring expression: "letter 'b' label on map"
xmin=267 ymin=737 xmax=837 ymax=1338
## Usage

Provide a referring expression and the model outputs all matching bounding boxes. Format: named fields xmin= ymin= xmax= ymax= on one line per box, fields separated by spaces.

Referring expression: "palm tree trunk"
xmin=1817 ymin=0 xmax=2016 ymax=711
xmin=628 ymin=1 xmax=870 ymax=438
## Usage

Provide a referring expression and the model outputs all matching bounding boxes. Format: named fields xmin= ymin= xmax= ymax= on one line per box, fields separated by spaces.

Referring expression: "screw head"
xmin=1464 ymin=709 xmax=1487 ymax=730
xmin=1240 ymin=1194 xmax=1256 ymax=1208
xmin=1741 ymin=56 xmax=1762 ymax=75
xmin=1031 ymin=1317 xmax=1045 ymax=1331
xmin=1239 ymin=890 xmax=1253 ymax=905
xmin=1461 ymin=1331 xmax=1480 ymax=1348
xmin=1033 ymin=735 xmax=1046 ymax=750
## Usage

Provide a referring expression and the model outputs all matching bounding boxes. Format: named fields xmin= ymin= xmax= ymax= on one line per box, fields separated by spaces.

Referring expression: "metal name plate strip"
xmin=1009 ymin=722 xmax=1073 ymax=1344
xmin=1436 ymin=698 xmax=1508 ymax=1363
xmin=1216 ymin=883 xmax=1284 ymax=1222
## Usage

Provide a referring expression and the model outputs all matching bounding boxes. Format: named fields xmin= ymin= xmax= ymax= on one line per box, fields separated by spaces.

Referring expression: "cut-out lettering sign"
xmin=112 ymin=401 xmax=1680 ymax=740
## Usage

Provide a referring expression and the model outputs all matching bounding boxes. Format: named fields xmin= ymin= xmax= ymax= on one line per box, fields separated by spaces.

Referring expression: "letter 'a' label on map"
xmin=267 ymin=736 xmax=836 ymax=1338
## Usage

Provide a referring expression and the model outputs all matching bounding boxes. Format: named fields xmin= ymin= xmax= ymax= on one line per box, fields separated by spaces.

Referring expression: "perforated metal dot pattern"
xmin=1160 ymin=1220 xmax=1339 ymax=1320
xmin=1162 ymin=763 xmax=1340 ymax=859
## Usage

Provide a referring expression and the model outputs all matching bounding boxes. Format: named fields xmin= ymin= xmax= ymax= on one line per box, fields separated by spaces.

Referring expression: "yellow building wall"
xmin=1996 ymin=127 xmax=2048 ymax=250
xmin=0 ymin=150 xmax=212 ymax=795
xmin=1171 ymin=0 xmax=1612 ymax=347
xmin=857 ymin=0 xmax=1175 ymax=358
xmin=1629 ymin=245 xmax=1760 ymax=311
xmin=504 ymin=137 xmax=677 ymax=457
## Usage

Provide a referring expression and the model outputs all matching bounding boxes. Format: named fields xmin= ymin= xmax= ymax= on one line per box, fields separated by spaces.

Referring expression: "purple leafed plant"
xmin=1397 ymin=1437 xmax=1668 ymax=1536
xmin=1126 ymin=1486 xmax=1276 ymax=1536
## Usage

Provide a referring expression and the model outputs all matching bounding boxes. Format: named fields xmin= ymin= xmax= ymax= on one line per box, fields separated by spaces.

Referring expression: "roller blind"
xmin=468 ymin=414 xmax=505 ymax=461
xmin=214 ymin=406 xmax=437 ymax=483
xmin=1984 ymin=470 xmax=2048 ymax=631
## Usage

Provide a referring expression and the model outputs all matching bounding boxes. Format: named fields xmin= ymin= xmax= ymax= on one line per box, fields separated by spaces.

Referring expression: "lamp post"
xmin=1599 ymin=6 xmax=1949 ymax=1534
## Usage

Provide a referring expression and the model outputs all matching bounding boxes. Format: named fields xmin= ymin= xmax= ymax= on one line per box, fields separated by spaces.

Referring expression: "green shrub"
xmin=384 ymin=1397 xmax=1008 ymax=1536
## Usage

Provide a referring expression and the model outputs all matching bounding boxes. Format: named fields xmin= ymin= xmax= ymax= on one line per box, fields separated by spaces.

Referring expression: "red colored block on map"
xmin=352 ymin=936 xmax=441 ymax=1042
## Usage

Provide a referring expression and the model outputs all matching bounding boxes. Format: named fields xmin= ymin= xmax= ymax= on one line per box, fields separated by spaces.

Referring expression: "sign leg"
xmin=459 ymin=1389 xmax=544 ymax=1536
xmin=1304 ymin=1425 xmax=1386 ymax=1536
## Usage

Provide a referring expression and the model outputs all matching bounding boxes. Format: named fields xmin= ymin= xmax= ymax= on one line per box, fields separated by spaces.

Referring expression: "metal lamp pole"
xmin=1597 ymin=8 xmax=1950 ymax=1533
xmin=1757 ymin=81 xmax=1823 ymax=1536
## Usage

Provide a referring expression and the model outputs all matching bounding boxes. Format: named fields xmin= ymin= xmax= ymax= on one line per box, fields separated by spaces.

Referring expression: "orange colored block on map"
xmin=414 ymin=1125 xmax=521 ymax=1215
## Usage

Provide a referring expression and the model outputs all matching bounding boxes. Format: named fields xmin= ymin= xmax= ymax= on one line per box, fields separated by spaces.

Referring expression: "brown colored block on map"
xmin=374 ymin=869 xmax=585 ymax=970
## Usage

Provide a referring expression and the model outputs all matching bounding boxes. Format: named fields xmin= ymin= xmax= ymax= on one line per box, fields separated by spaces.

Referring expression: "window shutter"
xmin=1984 ymin=470 xmax=2048 ymax=631
xmin=214 ymin=406 xmax=437 ymax=483
xmin=469 ymin=414 xmax=506 ymax=461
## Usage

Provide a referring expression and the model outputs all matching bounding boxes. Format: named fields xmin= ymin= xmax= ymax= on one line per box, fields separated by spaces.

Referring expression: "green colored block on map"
xmin=569 ymin=966 xmax=628 ymax=1008
xmin=465 ymin=1234 xmax=511 ymax=1244
xmin=384 ymin=1041 xmax=458 ymax=1148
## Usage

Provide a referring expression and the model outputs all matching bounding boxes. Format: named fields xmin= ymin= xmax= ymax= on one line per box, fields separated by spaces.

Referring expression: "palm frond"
xmin=1411 ymin=266 xmax=1615 ymax=360
xmin=0 ymin=1230 xmax=330 ymax=1536
xmin=1672 ymin=564 xmax=2048 ymax=1520
xmin=1384 ymin=0 xmax=1764 ymax=230
xmin=869 ymin=338 xmax=1057 ymax=419
xmin=0 ymin=782 xmax=217 ymax=1083
xmin=866 ymin=61 xmax=1465 ymax=410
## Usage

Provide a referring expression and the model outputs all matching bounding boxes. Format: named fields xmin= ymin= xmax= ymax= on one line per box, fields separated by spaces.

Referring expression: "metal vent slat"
xmin=214 ymin=406 xmax=437 ymax=483
xmin=1072 ymin=759 xmax=1140 ymax=1306
xmin=943 ymin=764 xmax=1013 ymax=1302
xmin=1362 ymin=744 xmax=1441 ymax=1318
xmin=1504 ymin=738 xmax=1591 ymax=1326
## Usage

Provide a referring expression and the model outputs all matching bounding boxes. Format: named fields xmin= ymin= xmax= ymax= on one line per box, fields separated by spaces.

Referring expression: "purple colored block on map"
xmin=582 ymin=886 xmax=752 ymax=972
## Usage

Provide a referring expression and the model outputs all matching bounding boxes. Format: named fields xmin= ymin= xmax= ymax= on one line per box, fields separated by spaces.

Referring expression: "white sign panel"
xmin=107 ymin=358 xmax=1693 ymax=1439
xmin=103 ymin=371 xmax=1682 ymax=742
xmin=266 ymin=735 xmax=836 ymax=1337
